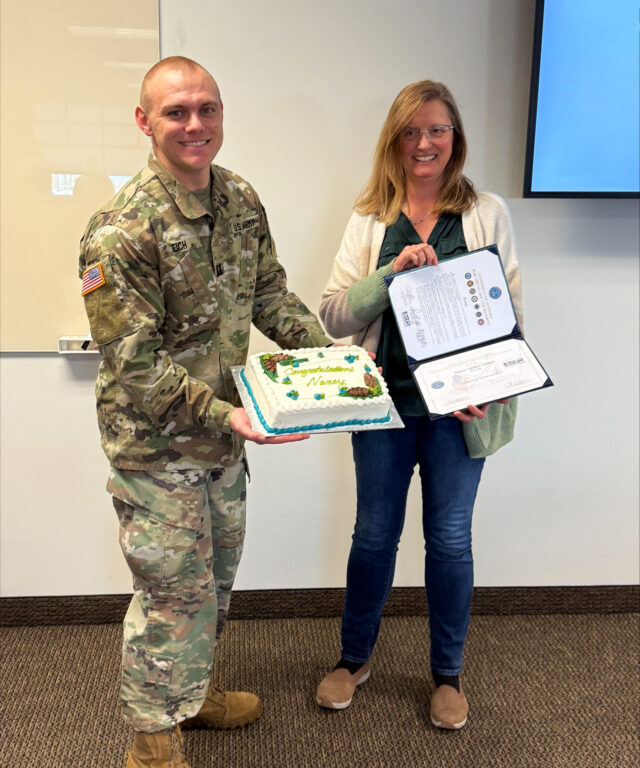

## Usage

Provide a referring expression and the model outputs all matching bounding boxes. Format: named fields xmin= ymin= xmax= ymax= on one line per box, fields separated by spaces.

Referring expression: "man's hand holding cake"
xmin=229 ymin=404 xmax=311 ymax=444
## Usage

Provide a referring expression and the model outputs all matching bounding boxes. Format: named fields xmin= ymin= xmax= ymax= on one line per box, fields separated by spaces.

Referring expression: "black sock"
xmin=432 ymin=671 xmax=460 ymax=692
xmin=334 ymin=658 xmax=367 ymax=675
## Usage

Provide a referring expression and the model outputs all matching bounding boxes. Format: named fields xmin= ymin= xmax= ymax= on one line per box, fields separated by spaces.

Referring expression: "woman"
xmin=316 ymin=81 xmax=522 ymax=729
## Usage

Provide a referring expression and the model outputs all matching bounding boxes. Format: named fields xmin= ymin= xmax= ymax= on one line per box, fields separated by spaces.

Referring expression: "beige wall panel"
xmin=0 ymin=0 xmax=159 ymax=351
xmin=1 ymin=0 xmax=638 ymax=597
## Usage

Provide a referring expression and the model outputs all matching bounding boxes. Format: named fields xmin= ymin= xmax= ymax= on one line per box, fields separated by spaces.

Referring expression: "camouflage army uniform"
xmin=79 ymin=154 xmax=330 ymax=731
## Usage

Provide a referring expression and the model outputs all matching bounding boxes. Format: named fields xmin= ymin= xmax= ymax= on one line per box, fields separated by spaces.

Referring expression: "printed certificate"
xmin=414 ymin=338 xmax=549 ymax=417
xmin=386 ymin=246 xmax=517 ymax=362
xmin=385 ymin=245 xmax=553 ymax=418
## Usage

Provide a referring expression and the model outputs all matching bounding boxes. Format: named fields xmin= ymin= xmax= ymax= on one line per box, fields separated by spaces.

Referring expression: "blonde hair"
xmin=354 ymin=81 xmax=476 ymax=225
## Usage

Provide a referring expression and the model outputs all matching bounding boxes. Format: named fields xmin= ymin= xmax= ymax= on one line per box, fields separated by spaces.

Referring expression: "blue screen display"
xmin=527 ymin=0 xmax=639 ymax=195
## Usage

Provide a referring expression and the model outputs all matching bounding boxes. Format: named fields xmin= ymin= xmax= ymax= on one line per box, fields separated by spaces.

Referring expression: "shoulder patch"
xmin=81 ymin=263 xmax=106 ymax=295
xmin=82 ymin=256 xmax=138 ymax=345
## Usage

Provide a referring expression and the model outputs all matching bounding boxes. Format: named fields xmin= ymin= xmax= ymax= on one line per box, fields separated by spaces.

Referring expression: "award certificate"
xmin=385 ymin=245 xmax=553 ymax=418
xmin=414 ymin=338 xmax=549 ymax=417
xmin=386 ymin=247 xmax=517 ymax=362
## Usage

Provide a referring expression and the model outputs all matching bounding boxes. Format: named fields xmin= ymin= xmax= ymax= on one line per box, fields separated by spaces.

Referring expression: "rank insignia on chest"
xmin=81 ymin=263 xmax=106 ymax=296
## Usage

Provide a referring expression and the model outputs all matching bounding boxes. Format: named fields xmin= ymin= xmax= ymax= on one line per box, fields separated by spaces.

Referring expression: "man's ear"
xmin=135 ymin=106 xmax=153 ymax=137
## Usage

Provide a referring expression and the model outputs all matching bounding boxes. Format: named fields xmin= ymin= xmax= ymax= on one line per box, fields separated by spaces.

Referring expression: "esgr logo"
xmin=431 ymin=381 xmax=445 ymax=389
xmin=401 ymin=311 xmax=411 ymax=327
xmin=503 ymin=358 xmax=524 ymax=367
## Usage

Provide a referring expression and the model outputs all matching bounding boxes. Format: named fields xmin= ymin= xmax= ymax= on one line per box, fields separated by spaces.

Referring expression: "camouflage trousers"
xmin=108 ymin=461 xmax=246 ymax=732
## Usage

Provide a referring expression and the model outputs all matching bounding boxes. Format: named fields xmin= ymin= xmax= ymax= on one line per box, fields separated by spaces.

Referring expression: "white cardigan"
xmin=319 ymin=191 xmax=523 ymax=458
xmin=320 ymin=191 xmax=523 ymax=354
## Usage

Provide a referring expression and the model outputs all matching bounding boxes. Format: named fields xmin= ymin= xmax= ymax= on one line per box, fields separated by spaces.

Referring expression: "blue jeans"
xmin=342 ymin=416 xmax=485 ymax=676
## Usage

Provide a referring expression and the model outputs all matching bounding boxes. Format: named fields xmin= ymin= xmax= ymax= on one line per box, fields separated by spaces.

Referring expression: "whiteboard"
xmin=0 ymin=0 xmax=159 ymax=351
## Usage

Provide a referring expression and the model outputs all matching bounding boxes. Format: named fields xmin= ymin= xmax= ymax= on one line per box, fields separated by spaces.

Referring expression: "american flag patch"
xmin=81 ymin=264 xmax=106 ymax=296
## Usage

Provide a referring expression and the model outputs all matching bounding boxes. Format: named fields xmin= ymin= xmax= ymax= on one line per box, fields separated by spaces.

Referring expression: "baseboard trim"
xmin=1 ymin=585 xmax=638 ymax=627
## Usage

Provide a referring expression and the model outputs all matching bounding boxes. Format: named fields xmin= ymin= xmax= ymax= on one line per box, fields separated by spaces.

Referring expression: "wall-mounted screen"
xmin=524 ymin=0 xmax=639 ymax=198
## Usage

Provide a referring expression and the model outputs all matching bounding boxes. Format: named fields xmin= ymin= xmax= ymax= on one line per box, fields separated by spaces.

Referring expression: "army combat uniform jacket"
xmin=79 ymin=155 xmax=330 ymax=471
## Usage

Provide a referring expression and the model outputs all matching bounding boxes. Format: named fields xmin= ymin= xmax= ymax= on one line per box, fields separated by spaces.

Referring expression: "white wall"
xmin=1 ymin=0 xmax=638 ymax=596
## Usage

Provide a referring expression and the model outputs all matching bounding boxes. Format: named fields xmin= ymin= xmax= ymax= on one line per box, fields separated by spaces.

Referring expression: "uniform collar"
xmin=147 ymin=153 xmax=217 ymax=221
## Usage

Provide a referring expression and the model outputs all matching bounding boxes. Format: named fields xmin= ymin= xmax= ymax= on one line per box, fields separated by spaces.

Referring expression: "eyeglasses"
xmin=402 ymin=125 xmax=454 ymax=142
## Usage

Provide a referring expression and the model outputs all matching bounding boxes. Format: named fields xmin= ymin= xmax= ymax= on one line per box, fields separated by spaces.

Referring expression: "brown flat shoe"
xmin=316 ymin=662 xmax=371 ymax=710
xmin=430 ymin=684 xmax=468 ymax=729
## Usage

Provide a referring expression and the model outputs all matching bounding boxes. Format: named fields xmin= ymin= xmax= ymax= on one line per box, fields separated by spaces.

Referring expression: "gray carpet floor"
xmin=1 ymin=613 xmax=638 ymax=767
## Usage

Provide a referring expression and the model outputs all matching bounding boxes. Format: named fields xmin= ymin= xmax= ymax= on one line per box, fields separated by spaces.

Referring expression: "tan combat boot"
xmin=181 ymin=686 xmax=262 ymax=730
xmin=126 ymin=725 xmax=190 ymax=768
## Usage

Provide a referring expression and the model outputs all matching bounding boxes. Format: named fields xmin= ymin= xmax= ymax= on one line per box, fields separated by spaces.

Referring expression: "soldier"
xmin=79 ymin=56 xmax=331 ymax=768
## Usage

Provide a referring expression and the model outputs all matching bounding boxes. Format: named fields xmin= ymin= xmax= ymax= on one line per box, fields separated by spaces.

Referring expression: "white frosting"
xmin=242 ymin=345 xmax=392 ymax=433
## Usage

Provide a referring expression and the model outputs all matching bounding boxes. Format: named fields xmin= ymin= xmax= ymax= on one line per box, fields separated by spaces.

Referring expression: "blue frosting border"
xmin=240 ymin=368 xmax=391 ymax=434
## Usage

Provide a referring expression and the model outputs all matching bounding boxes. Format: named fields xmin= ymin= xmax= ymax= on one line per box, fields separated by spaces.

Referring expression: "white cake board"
xmin=231 ymin=366 xmax=404 ymax=435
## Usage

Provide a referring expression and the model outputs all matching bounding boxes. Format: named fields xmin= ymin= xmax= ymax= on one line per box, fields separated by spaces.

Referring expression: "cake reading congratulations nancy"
xmin=240 ymin=346 xmax=392 ymax=434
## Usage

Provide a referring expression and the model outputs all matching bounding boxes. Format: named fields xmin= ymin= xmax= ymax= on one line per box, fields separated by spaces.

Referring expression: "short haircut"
xmin=139 ymin=56 xmax=218 ymax=112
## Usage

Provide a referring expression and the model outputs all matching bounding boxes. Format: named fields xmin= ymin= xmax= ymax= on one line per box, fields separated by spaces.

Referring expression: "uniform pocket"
xmin=161 ymin=246 xmax=219 ymax=330
xmin=110 ymin=468 xmax=206 ymax=591
xmin=236 ymin=231 xmax=258 ymax=303
xmin=122 ymin=644 xmax=173 ymax=690
xmin=179 ymin=252 xmax=218 ymax=318
xmin=114 ymin=498 xmax=198 ymax=591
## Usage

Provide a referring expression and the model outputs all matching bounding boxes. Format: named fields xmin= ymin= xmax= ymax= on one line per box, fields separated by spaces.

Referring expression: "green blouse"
xmin=376 ymin=212 xmax=468 ymax=417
